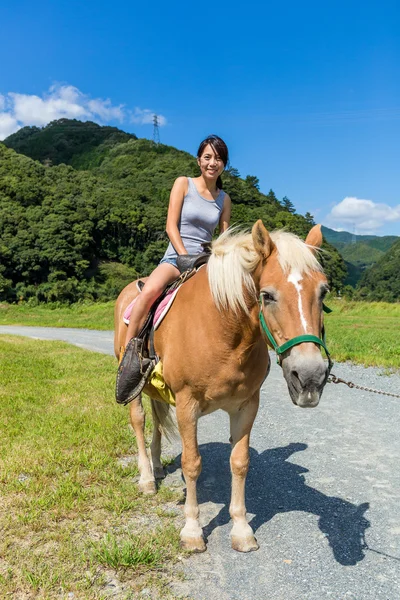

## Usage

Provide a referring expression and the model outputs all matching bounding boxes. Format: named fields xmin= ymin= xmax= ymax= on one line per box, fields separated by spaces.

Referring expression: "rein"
xmin=259 ymin=299 xmax=333 ymax=371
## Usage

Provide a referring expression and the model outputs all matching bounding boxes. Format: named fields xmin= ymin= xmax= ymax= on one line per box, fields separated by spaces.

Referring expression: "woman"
xmin=117 ymin=135 xmax=231 ymax=402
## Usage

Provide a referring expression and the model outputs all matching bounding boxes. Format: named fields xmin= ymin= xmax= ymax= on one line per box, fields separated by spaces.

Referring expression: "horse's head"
xmin=252 ymin=220 xmax=330 ymax=408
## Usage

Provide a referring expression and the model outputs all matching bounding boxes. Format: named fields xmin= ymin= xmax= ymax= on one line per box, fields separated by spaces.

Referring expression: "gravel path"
xmin=1 ymin=325 xmax=399 ymax=600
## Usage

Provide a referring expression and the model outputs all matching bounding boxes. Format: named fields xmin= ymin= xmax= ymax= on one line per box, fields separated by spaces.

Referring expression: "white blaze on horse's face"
xmin=287 ymin=269 xmax=308 ymax=333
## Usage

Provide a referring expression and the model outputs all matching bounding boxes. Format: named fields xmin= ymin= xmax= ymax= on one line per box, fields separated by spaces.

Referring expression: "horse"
xmin=114 ymin=220 xmax=330 ymax=553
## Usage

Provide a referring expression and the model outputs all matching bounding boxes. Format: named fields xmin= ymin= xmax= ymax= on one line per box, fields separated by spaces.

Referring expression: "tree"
xmin=245 ymin=175 xmax=260 ymax=190
xmin=304 ymin=212 xmax=315 ymax=225
xmin=281 ymin=196 xmax=296 ymax=214
xmin=226 ymin=166 xmax=240 ymax=178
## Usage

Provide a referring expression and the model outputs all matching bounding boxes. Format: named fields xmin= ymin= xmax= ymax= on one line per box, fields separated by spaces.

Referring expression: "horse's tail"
xmin=150 ymin=398 xmax=178 ymax=443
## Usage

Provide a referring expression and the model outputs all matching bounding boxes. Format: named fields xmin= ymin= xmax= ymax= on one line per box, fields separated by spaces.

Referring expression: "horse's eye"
xmin=320 ymin=286 xmax=329 ymax=301
xmin=261 ymin=291 xmax=276 ymax=305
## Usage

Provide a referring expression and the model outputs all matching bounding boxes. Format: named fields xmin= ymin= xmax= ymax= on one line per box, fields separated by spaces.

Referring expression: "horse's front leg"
xmin=229 ymin=391 xmax=260 ymax=552
xmin=176 ymin=395 xmax=206 ymax=552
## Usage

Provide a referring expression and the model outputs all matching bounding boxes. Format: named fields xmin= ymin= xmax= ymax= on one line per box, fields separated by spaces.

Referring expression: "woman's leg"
xmin=124 ymin=263 xmax=179 ymax=346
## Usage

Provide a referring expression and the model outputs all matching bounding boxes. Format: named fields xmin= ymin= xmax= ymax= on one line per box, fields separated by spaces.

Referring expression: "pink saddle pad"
xmin=123 ymin=288 xmax=179 ymax=330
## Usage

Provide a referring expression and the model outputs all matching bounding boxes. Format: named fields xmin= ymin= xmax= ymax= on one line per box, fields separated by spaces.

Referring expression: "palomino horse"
xmin=114 ymin=221 xmax=330 ymax=553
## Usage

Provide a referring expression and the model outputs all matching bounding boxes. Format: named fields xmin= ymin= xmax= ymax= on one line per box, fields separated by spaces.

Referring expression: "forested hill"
xmin=321 ymin=225 xmax=398 ymax=286
xmin=3 ymin=119 xmax=136 ymax=169
xmin=356 ymin=238 xmax=400 ymax=302
xmin=322 ymin=226 xmax=398 ymax=253
xmin=0 ymin=119 xmax=346 ymax=303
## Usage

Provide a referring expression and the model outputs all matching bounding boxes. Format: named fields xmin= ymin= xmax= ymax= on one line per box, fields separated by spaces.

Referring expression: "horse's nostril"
xmin=291 ymin=370 xmax=302 ymax=390
xmin=290 ymin=361 xmax=328 ymax=391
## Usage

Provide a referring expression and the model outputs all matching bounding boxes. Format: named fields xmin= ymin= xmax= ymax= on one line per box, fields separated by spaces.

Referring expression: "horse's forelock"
xmin=270 ymin=230 xmax=323 ymax=275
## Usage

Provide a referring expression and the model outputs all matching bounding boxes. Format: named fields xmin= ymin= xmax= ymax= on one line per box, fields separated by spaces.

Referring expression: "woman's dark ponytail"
xmin=216 ymin=175 xmax=223 ymax=190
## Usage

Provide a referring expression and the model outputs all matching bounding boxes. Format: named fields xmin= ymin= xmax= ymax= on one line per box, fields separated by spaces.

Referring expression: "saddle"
xmin=115 ymin=252 xmax=210 ymax=405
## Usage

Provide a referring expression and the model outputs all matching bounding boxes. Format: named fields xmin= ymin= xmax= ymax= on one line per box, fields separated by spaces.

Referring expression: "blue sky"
xmin=1 ymin=0 xmax=400 ymax=235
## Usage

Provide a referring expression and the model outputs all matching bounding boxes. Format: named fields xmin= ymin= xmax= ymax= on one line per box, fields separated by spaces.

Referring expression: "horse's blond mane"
xmin=207 ymin=227 xmax=323 ymax=313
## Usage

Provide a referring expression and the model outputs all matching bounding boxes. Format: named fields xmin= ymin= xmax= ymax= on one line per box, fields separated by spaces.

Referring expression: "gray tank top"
xmin=162 ymin=177 xmax=225 ymax=260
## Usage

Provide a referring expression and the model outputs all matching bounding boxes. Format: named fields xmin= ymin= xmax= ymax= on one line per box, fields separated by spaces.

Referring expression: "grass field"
xmin=0 ymin=301 xmax=114 ymax=330
xmin=0 ymin=336 xmax=185 ymax=599
xmin=324 ymin=299 xmax=400 ymax=369
xmin=1 ymin=298 xmax=400 ymax=369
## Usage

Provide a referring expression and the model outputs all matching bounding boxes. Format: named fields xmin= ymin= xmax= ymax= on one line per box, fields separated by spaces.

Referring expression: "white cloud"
xmin=130 ymin=107 xmax=167 ymax=126
xmin=326 ymin=196 xmax=400 ymax=234
xmin=0 ymin=84 xmax=167 ymax=140
xmin=10 ymin=88 xmax=90 ymax=126
xmin=87 ymin=98 xmax=125 ymax=121
xmin=0 ymin=113 xmax=20 ymax=139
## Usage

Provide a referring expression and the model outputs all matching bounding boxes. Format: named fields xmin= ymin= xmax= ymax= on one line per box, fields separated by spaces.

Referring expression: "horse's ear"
xmin=252 ymin=220 xmax=274 ymax=259
xmin=305 ymin=224 xmax=323 ymax=252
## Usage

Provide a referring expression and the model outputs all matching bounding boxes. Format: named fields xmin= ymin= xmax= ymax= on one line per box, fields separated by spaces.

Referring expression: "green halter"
xmin=259 ymin=299 xmax=333 ymax=370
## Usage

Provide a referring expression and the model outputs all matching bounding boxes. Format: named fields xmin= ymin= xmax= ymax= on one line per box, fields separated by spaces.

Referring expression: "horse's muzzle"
xmin=282 ymin=349 xmax=329 ymax=408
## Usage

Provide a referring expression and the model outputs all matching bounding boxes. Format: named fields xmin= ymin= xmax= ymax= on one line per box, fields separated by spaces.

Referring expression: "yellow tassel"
xmin=148 ymin=361 xmax=176 ymax=406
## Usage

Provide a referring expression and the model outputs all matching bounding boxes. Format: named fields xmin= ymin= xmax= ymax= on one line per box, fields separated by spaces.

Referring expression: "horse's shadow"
xmin=166 ymin=442 xmax=370 ymax=566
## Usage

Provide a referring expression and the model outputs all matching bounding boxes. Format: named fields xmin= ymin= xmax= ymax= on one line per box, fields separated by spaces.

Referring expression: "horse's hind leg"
xmin=229 ymin=392 xmax=260 ymax=552
xmin=129 ymin=395 xmax=156 ymax=495
xmin=150 ymin=401 xmax=165 ymax=480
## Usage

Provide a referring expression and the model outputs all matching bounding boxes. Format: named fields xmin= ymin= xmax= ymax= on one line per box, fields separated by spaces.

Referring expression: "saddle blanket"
xmin=123 ymin=287 xmax=179 ymax=330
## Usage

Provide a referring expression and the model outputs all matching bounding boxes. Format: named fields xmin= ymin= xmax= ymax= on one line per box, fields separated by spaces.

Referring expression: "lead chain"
xmin=328 ymin=373 xmax=400 ymax=399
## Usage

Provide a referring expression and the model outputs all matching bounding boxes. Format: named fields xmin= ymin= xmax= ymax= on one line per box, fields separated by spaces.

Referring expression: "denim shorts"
xmin=159 ymin=256 xmax=178 ymax=269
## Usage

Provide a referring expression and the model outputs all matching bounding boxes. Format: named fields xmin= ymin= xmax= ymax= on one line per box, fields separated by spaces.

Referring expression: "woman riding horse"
xmin=117 ymin=135 xmax=232 ymax=403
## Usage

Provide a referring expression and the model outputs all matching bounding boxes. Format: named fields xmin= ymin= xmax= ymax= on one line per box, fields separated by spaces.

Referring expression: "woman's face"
xmin=197 ymin=144 xmax=225 ymax=182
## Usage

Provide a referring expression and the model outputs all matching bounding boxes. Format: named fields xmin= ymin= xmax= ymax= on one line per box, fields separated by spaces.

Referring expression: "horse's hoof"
xmin=153 ymin=467 xmax=165 ymax=480
xmin=231 ymin=535 xmax=259 ymax=553
xmin=139 ymin=480 xmax=157 ymax=495
xmin=180 ymin=536 xmax=207 ymax=553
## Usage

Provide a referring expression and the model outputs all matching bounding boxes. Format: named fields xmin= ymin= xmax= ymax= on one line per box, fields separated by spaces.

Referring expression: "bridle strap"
xmin=259 ymin=301 xmax=333 ymax=370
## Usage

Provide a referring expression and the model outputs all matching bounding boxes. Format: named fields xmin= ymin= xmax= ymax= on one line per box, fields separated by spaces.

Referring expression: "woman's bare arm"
xmin=165 ymin=177 xmax=188 ymax=255
xmin=219 ymin=193 xmax=232 ymax=233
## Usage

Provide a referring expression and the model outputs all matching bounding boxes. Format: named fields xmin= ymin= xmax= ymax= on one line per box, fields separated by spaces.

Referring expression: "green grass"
xmin=0 ymin=301 xmax=114 ymax=329
xmin=325 ymin=298 xmax=400 ymax=369
xmin=91 ymin=530 xmax=171 ymax=569
xmin=0 ymin=336 xmax=184 ymax=599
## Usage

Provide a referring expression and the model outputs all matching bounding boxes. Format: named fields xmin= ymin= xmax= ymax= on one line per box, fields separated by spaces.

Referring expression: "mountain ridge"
xmin=3 ymin=118 xmax=137 ymax=169
xmin=321 ymin=225 xmax=398 ymax=288
xmin=357 ymin=237 xmax=400 ymax=301
xmin=322 ymin=225 xmax=398 ymax=251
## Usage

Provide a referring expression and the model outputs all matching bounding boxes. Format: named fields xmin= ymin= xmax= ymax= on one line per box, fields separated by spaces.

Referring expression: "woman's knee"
xmin=140 ymin=283 xmax=163 ymax=303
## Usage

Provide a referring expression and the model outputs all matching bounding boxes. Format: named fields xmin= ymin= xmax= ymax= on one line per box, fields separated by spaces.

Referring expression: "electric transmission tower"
xmin=153 ymin=114 xmax=160 ymax=144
